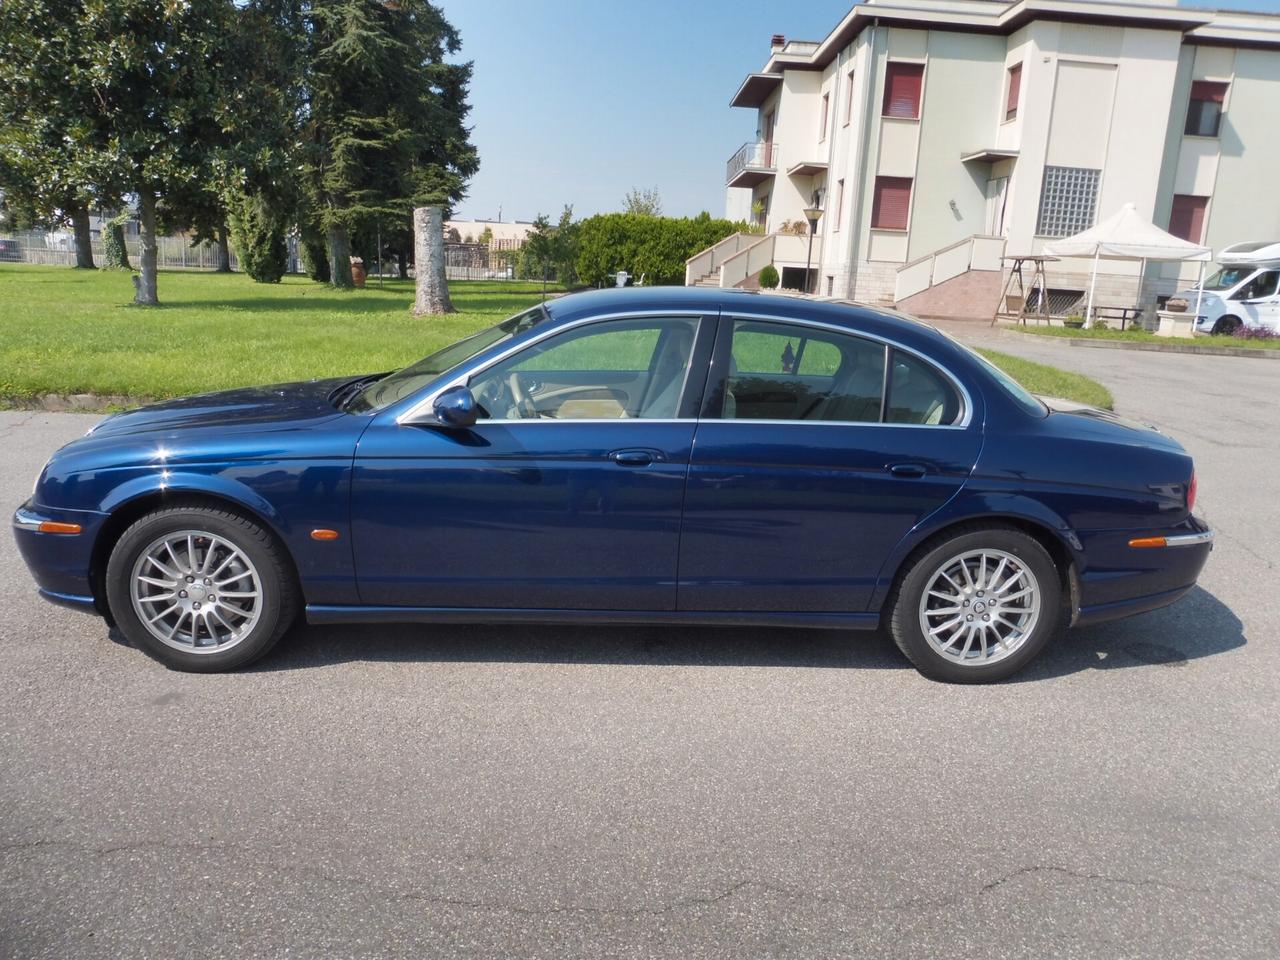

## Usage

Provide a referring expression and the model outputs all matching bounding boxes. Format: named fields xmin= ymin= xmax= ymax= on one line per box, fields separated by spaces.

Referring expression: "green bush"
xmin=299 ymin=234 xmax=330 ymax=283
xmin=228 ymin=193 xmax=287 ymax=284
xmin=101 ymin=214 xmax=131 ymax=271
xmin=758 ymin=264 xmax=779 ymax=289
xmin=575 ymin=212 xmax=747 ymax=286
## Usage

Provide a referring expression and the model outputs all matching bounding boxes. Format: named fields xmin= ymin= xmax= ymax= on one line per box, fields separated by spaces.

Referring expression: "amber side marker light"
xmin=38 ymin=521 xmax=83 ymax=535
xmin=1128 ymin=536 xmax=1167 ymax=549
xmin=311 ymin=528 xmax=340 ymax=541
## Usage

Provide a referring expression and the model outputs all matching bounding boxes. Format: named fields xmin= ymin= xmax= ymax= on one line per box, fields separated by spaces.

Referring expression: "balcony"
xmin=726 ymin=141 xmax=777 ymax=188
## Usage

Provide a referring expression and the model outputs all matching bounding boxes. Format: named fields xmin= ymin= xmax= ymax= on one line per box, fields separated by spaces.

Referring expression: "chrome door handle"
xmin=888 ymin=462 xmax=928 ymax=479
xmin=610 ymin=449 xmax=655 ymax=467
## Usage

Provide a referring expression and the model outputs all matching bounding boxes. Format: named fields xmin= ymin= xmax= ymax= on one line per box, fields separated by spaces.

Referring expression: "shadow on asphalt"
xmin=224 ymin=585 xmax=1244 ymax=680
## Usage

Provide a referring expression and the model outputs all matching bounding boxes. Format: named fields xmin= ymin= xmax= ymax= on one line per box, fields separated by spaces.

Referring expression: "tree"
xmin=228 ymin=190 xmax=288 ymax=283
xmin=623 ymin=187 xmax=663 ymax=218
xmin=523 ymin=214 xmax=554 ymax=298
xmin=413 ymin=205 xmax=453 ymax=314
xmin=0 ymin=6 xmax=98 ymax=268
xmin=301 ymin=0 xmax=479 ymax=290
xmin=551 ymin=205 xmax=580 ymax=286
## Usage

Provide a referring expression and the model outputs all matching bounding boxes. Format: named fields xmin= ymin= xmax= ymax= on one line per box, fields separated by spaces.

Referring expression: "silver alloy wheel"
xmin=917 ymin=548 xmax=1041 ymax=667
xmin=130 ymin=529 xmax=264 ymax=654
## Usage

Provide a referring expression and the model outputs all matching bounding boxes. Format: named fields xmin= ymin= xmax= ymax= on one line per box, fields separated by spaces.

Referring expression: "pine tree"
xmin=301 ymin=0 xmax=479 ymax=289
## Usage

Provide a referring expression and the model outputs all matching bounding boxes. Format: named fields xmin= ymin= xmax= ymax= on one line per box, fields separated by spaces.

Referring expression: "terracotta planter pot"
xmin=350 ymin=260 xmax=366 ymax=288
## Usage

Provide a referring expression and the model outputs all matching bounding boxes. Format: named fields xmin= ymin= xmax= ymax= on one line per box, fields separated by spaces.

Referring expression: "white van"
xmin=1178 ymin=241 xmax=1280 ymax=335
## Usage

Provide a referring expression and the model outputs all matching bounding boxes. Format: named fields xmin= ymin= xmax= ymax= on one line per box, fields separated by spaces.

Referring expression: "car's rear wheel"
xmin=1212 ymin=315 xmax=1242 ymax=336
xmin=106 ymin=503 xmax=299 ymax=672
xmin=888 ymin=526 xmax=1067 ymax=683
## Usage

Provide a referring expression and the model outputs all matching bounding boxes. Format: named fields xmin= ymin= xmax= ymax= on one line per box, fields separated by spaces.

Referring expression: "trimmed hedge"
xmin=228 ymin=192 xmax=288 ymax=284
xmin=575 ymin=213 xmax=744 ymax=286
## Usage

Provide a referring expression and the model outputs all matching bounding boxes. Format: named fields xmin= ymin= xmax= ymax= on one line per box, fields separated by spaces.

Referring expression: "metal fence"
xmin=0 ymin=230 xmax=521 ymax=281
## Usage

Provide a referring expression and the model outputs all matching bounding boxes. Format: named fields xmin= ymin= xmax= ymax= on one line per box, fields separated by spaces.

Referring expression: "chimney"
xmin=771 ymin=34 xmax=786 ymax=52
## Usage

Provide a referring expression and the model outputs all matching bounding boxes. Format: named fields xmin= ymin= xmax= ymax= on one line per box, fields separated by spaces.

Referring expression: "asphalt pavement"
xmin=1 ymin=334 xmax=1277 ymax=959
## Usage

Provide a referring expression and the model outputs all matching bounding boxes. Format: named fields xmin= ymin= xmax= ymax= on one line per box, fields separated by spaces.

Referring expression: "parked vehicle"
xmin=13 ymin=288 xmax=1212 ymax=682
xmin=1179 ymin=240 xmax=1280 ymax=334
xmin=0 ymin=238 xmax=20 ymax=262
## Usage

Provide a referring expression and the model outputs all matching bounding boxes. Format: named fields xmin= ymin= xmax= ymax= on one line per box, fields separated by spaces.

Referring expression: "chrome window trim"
xmin=718 ymin=311 xmax=975 ymax=429
xmin=396 ymin=310 xmax=709 ymax=426
xmin=396 ymin=306 xmax=976 ymax=430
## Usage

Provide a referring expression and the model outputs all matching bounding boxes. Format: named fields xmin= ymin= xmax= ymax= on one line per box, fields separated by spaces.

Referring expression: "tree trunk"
xmin=412 ymin=205 xmax=454 ymax=315
xmin=133 ymin=192 xmax=160 ymax=306
xmin=397 ymin=248 xmax=408 ymax=280
xmin=215 ymin=224 xmax=231 ymax=273
xmin=70 ymin=205 xmax=95 ymax=269
xmin=327 ymin=224 xmax=353 ymax=289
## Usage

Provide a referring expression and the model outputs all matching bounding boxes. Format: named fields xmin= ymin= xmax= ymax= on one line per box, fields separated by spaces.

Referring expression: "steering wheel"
xmin=507 ymin=372 xmax=539 ymax=419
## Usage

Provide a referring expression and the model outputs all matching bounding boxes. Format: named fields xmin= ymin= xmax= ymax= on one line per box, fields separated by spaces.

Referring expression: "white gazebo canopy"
xmin=1043 ymin=203 xmax=1212 ymax=327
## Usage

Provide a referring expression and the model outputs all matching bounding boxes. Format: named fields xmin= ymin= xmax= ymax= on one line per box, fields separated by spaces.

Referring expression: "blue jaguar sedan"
xmin=14 ymin=288 xmax=1212 ymax=682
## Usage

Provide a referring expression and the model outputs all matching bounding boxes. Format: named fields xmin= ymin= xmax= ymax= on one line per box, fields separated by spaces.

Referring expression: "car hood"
xmin=86 ymin=377 xmax=352 ymax=440
xmin=1038 ymin=395 xmax=1185 ymax=452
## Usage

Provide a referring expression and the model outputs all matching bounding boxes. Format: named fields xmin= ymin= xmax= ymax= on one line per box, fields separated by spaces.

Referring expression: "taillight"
xmin=1187 ymin=470 xmax=1197 ymax=513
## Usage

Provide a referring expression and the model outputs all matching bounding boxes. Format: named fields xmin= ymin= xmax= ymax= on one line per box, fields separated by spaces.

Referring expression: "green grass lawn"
xmin=1012 ymin=322 xmax=1280 ymax=351
xmin=0 ymin=264 xmax=1112 ymax=410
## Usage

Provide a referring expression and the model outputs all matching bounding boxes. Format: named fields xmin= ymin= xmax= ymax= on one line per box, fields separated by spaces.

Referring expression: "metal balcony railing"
xmin=726 ymin=141 xmax=776 ymax=184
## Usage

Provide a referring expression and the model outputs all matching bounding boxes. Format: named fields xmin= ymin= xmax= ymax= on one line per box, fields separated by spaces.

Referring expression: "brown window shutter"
xmin=872 ymin=177 xmax=913 ymax=230
xmin=1006 ymin=64 xmax=1022 ymax=120
xmin=883 ymin=63 xmax=924 ymax=119
xmin=1169 ymin=195 xmax=1208 ymax=244
xmin=1190 ymin=81 xmax=1228 ymax=104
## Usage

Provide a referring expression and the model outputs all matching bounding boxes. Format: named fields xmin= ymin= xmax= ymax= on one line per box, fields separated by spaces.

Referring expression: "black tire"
xmin=887 ymin=525 xmax=1068 ymax=684
xmin=105 ymin=501 xmax=300 ymax=672
xmin=1211 ymin=315 xmax=1242 ymax=336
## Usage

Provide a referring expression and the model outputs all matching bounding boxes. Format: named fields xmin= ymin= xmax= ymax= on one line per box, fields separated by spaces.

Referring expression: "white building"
xmin=694 ymin=0 xmax=1280 ymax=320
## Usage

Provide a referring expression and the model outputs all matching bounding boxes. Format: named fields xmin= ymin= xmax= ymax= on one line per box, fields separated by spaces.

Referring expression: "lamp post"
xmin=803 ymin=204 xmax=823 ymax=294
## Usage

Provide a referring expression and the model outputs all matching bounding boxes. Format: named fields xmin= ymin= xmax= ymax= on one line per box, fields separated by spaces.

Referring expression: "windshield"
xmin=346 ymin=306 xmax=548 ymax=412
xmin=1200 ymin=267 xmax=1254 ymax=292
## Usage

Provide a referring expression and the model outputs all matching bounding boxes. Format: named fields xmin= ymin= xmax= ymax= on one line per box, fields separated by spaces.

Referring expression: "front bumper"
xmin=13 ymin=502 xmax=108 ymax=614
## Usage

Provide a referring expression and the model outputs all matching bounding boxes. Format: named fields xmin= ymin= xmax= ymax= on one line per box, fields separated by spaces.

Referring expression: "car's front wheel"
xmin=1212 ymin=315 xmax=1242 ymax=336
xmin=106 ymin=502 xmax=299 ymax=672
xmin=888 ymin=526 xmax=1067 ymax=683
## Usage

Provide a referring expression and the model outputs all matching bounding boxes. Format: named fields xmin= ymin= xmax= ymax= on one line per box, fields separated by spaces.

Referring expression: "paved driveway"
xmin=1 ymin=338 xmax=1277 ymax=959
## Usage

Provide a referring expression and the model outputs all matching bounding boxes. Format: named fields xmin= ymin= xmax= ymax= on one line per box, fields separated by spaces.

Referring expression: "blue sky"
xmin=446 ymin=0 xmax=1280 ymax=223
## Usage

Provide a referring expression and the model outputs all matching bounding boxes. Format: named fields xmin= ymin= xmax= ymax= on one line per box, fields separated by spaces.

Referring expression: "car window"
xmin=886 ymin=351 xmax=961 ymax=425
xmin=1232 ymin=270 xmax=1280 ymax=301
xmin=722 ymin=320 xmax=886 ymax=423
xmin=469 ymin=317 xmax=698 ymax=421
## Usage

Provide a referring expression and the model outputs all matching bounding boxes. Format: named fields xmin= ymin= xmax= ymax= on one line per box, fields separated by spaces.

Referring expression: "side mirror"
xmin=431 ymin=385 xmax=478 ymax=429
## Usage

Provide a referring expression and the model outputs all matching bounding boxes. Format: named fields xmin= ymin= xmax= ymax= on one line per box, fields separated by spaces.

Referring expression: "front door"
xmin=351 ymin=314 xmax=711 ymax=610
xmin=677 ymin=316 xmax=983 ymax=614
xmin=1235 ymin=269 xmax=1280 ymax=331
xmin=986 ymin=177 xmax=1009 ymax=236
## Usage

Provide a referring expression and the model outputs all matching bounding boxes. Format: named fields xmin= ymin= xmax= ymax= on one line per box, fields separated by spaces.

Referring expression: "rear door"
xmin=677 ymin=316 xmax=983 ymax=614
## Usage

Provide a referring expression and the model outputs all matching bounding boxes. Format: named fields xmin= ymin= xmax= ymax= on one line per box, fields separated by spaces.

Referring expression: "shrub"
xmin=759 ymin=264 xmax=780 ymax=289
xmin=228 ymin=193 xmax=287 ymax=283
xmin=101 ymin=214 xmax=131 ymax=271
xmin=1228 ymin=324 xmax=1279 ymax=341
xmin=575 ymin=212 xmax=747 ymax=286
xmin=299 ymin=233 xmax=330 ymax=283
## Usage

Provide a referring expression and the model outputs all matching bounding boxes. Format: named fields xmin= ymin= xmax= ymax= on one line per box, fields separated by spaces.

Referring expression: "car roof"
xmin=542 ymin=286 xmax=952 ymax=352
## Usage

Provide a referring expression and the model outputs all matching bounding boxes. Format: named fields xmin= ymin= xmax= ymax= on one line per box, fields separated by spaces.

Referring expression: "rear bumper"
xmin=1073 ymin=518 xmax=1213 ymax=626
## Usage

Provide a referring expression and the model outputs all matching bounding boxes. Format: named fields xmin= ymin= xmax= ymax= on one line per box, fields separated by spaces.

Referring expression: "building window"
xmin=1036 ymin=166 xmax=1100 ymax=238
xmin=1005 ymin=63 xmax=1022 ymax=121
xmin=872 ymin=176 xmax=912 ymax=231
xmin=1185 ymin=81 xmax=1228 ymax=137
xmin=844 ymin=69 xmax=856 ymax=125
xmin=835 ymin=179 xmax=845 ymax=231
xmin=882 ymin=62 xmax=924 ymax=119
xmin=819 ymin=93 xmax=829 ymax=141
xmin=1168 ymin=195 xmax=1209 ymax=244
